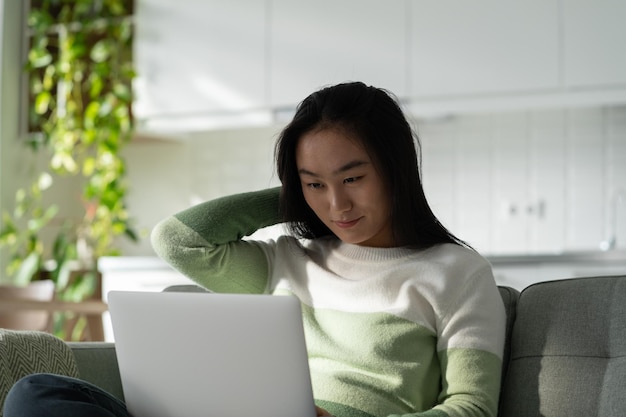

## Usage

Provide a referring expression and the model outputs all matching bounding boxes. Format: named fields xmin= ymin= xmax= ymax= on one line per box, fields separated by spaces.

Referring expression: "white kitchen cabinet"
xmin=420 ymin=121 xmax=458 ymax=237
xmin=563 ymin=0 xmax=626 ymax=88
xmin=420 ymin=107 xmax=616 ymax=255
xmin=132 ymin=0 xmax=626 ymax=134
xmin=489 ymin=110 xmax=572 ymax=254
xmin=490 ymin=113 xmax=532 ymax=253
xmin=491 ymin=108 xmax=617 ymax=254
xmin=134 ymin=0 xmax=267 ymax=131
xmin=453 ymin=120 xmax=493 ymax=251
xmin=566 ymin=108 xmax=606 ymax=250
xmin=527 ymin=110 xmax=567 ymax=252
xmin=409 ymin=0 xmax=560 ymax=98
xmin=268 ymin=0 xmax=408 ymax=109
xmin=421 ymin=114 xmax=535 ymax=254
xmin=606 ymin=108 xmax=626 ymax=250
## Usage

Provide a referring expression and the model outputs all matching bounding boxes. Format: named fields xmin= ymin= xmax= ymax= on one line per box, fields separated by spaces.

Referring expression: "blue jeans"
xmin=3 ymin=373 xmax=130 ymax=417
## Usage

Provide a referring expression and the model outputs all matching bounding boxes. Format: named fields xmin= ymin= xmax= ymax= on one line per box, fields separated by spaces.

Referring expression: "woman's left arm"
xmin=431 ymin=266 xmax=506 ymax=417
xmin=151 ymin=188 xmax=282 ymax=294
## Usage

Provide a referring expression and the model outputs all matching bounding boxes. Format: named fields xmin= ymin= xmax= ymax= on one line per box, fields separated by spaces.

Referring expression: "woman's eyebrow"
xmin=298 ymin=160 xmax=370 ymax=177
xmin=334 ymin=160 xmax=369 ymax=174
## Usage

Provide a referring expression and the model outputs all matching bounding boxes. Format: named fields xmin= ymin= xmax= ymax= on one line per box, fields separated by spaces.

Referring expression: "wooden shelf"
xmin=0 ymin=299 xmax=108 ymax=341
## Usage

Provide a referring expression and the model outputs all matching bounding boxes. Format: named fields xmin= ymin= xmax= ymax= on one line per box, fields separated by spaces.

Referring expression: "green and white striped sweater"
xmin=151 ymin=188 xmax=505 ymax=417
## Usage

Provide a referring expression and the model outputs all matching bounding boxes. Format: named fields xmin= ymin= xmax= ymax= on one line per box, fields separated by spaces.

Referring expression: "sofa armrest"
xmin=68 ymin=342 xmax=124 ymax=401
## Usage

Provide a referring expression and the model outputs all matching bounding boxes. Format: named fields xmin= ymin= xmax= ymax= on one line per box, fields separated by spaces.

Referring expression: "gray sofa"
xmin=3 ymin=275 xmax=626 ymax=417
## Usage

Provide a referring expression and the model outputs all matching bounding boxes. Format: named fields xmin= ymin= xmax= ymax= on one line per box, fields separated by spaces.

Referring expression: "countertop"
xmin=98 ymin=250 xmax=626 ymax=271
xmin=487 ymin=250 xmax=626 ymax=266
xmin=98 ymin=256 xmax=174 ymax=272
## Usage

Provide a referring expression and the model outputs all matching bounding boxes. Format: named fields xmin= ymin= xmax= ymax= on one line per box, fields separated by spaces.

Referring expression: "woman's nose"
xmin=329 ymin=188 xmax=351 ymax=212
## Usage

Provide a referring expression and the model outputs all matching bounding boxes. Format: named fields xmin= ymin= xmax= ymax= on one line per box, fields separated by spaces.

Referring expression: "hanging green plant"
xmin=0 ymin=0 xmax=137 ymax=339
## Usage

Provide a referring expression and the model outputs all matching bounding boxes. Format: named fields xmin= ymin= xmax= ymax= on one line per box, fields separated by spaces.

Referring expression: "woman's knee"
xmin=6 ymin=373 xmax=60 ymax=401
xmin=3 ymin=373 xmax=100 ymax=416
xmin=4 ymin=373 xmax=59 ymax=415
xmin=4 ymin=372 xmax=129 ymax=417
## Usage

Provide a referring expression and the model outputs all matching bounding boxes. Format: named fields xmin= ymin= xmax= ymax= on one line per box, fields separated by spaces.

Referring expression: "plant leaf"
xmin=14 ymin=251 xmax=41 ymax=286
xmin=28 ymin=44 xmax=53 ymax=68
xmin=90 ymin=40 xmax=112 ymax=63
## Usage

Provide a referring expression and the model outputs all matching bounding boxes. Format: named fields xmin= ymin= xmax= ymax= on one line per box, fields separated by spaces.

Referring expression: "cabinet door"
xmin=454 ymin=117 xmax=493 ymax=252
xmin=528 ymin=110 xmax=567 ymax=253
xmin=490 ymin=113 xmax=531 ymax=254
xmin=409 ymin=0 xmax=560 ymax=97
xmin=606 ymin=108 xmax=626 ymax=250
xmin=563 ymin=0 xmax=626 ymax=88
xmin=566 ymin=108 xmax=605 ymax=250
xmin=269 ymin=0 xmax=408 ymax=108
xmin=420 ymin=121 xmax=458 ymax=237
xmin=134 ymin=0 xmax=267 ymax=129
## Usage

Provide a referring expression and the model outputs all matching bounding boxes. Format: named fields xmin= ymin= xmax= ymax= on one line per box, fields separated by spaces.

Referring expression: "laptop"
xmin=108 ymin=290 xmax=317 ymax=417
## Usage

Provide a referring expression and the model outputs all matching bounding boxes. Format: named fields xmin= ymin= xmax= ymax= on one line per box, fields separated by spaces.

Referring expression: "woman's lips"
xmin=334 ymin=218 xmax=360 ymax=228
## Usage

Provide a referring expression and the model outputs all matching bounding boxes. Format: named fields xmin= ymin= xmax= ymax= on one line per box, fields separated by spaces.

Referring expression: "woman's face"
xmin=295 ymin=127 xmax=394 ymax=248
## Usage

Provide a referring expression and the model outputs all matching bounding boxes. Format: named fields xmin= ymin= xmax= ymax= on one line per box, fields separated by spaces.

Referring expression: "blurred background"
xmin=1 ymin=0 xmax=625 ymax=339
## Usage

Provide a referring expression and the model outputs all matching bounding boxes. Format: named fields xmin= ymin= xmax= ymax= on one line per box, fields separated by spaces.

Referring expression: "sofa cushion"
xmin=0 ymin=329 xmax=79 ymax=416
xmin=499 ymin=275 xmax=626 ymax=417
xmin=68 ymin=342 xmax=124 ymax=401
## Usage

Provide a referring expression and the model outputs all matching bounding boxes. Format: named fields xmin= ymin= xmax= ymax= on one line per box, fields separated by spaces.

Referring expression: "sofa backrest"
xmin=498 ymin=275 xmax=626 ymax=417
xmin=68 ymin=342 xmax=124 ymax=401
xmin=497 ymin=286 xmax=519 ymax=384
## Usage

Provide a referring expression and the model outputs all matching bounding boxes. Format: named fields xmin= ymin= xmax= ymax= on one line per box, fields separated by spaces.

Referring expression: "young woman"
xmin=150 ymin=82 xmax=505 ymax=417
xmin=3 ymin=82 xmax=505 ymax=417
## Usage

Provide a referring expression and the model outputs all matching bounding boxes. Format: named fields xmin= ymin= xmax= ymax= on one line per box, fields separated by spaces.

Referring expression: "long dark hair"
xmin=275 ymin=81 xmax=468 ymax=249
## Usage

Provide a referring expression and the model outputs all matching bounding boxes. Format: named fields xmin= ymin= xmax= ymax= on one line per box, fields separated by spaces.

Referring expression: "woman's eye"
xmin=344 ymin=176 xmax=361 ymax=184
xmin=307 ymin=183 xmax=322 ymax=189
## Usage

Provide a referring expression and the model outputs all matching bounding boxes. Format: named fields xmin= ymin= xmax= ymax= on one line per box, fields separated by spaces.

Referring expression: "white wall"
xmin=117 ymin=125 xmax=283 ymax=255
xmin=0 ymin=0 xmax=26 ymax=281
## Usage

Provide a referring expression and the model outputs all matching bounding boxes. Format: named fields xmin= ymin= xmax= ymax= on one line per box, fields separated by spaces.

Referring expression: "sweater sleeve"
xmin=425 ymin=268 xmax=504 ymax=417
xmin=390 ymin=263 xmax=504 ymax=417
xmin=150 ymin=187 xmax=282 ymax=294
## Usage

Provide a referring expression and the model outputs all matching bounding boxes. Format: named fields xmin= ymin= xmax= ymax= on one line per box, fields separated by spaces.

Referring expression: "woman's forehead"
xmin=296 ymin=129 xmax=370 ymax=169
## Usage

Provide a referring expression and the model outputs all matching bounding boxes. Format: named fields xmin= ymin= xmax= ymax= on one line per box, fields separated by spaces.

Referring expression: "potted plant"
xmin=0 ymin=0 xmax=136 ymax=340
